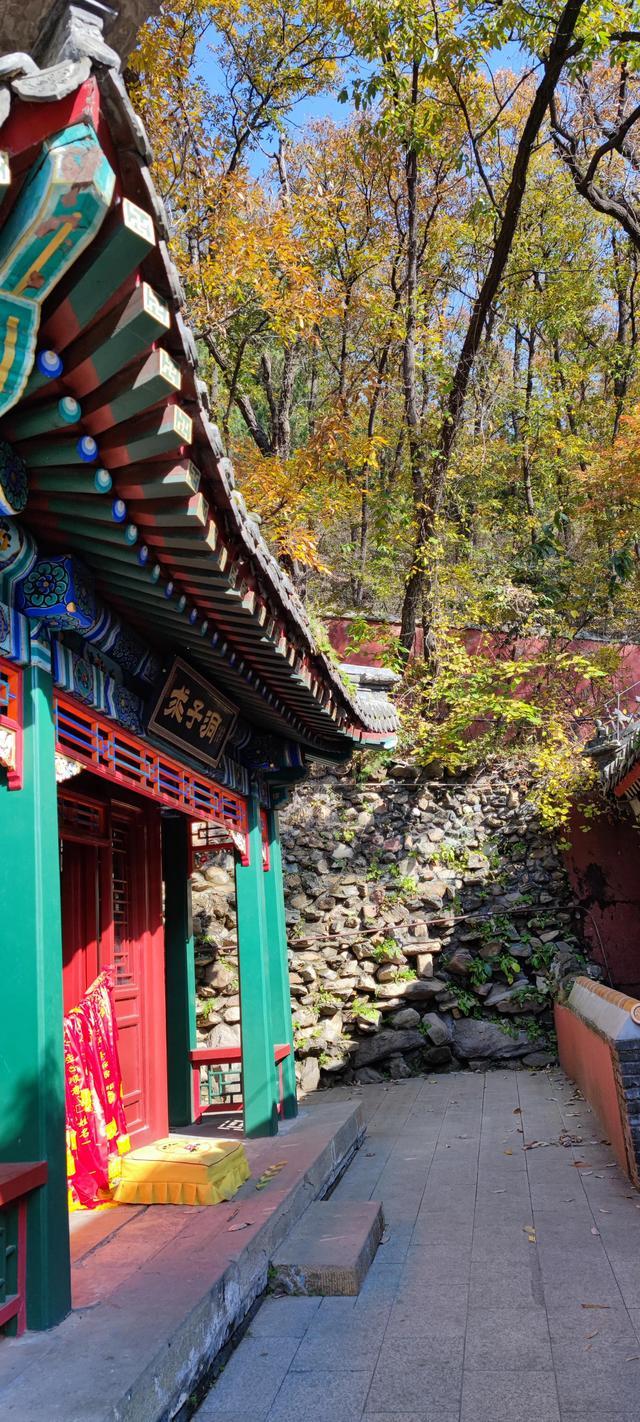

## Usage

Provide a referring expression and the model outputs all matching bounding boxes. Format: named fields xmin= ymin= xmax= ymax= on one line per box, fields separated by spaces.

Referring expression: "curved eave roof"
xmin=0 ymin=54 xmax=398 ymax=754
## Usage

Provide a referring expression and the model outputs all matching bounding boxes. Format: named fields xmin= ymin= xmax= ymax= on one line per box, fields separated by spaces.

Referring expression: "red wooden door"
xmin=60 ymin=788 xmax=168 ymax=1149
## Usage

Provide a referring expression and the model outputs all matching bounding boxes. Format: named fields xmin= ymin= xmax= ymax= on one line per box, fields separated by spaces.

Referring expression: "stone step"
xmin=270 ymin=1199 xmax=384 ymax=1295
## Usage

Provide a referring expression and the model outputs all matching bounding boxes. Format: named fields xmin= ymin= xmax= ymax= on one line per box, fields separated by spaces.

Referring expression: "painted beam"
xmin=13 ymin=433 xmax=98 ymax=466
xmin=82 ymin=349 xmax=181 ymax=435
xmin=41 ymin=282 xmax=170 ymax=399
xmin=128 ymin=491 xmax=209 ymax=530
xmin=0 ymin=662 xmax=71 ymax=1329
xmin=3 ymin=394 xmax=81 ymax=441
xmin=28 ymin=467 xmax=112 ymax=496
xmin=98 ymin=404 xmax=192 ymax=466
xmin=113 ymin=459 xmax=201 ymax=502
xmin=41 ymin=198 xmax=156 ymax=350
xmin=162 ymin=816 xmax=197 ymax=1128
xmin=0 ymin=124 xmax=114 ymax=301
xmin=235 ymin=789 xmax=278 ymax=1137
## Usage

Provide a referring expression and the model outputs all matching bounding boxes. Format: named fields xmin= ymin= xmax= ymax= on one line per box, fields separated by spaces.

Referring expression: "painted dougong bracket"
xmin=0 ymin=122 xmax=114 ymax=419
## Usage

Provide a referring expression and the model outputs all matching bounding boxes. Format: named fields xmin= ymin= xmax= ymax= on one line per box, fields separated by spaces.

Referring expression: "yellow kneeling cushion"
xmin=112 ymin=1136 xmax=250 ymax=1206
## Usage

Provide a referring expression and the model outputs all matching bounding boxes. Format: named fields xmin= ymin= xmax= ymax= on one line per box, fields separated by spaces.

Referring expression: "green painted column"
xmin=263 ymin=808 xmax=298 ymax=1119
xmin=0 ymin=662 xmax=71 ymax=1329
xmin=235 ymin=789 xmax=278 ymax=1137
xmin=162 ymin=814 xmax=197 ymax=1127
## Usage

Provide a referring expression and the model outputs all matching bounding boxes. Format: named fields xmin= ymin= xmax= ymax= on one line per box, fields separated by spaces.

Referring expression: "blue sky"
xmin=197 ymin=33 xmax=528 ymax=178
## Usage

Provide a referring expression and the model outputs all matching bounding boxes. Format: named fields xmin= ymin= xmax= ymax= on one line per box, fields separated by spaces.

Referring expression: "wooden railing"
xmin=190 ymin=1044 xmax=291 ymax=1122
xmin=0 ymin=1162 xmax=47 ymax=1337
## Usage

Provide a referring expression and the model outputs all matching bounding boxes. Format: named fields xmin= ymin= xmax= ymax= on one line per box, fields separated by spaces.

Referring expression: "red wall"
xmin=565 ymin=804 xmax=640 ymax=997
xmin=555 ymin=1002 xmax=631 ymax=1179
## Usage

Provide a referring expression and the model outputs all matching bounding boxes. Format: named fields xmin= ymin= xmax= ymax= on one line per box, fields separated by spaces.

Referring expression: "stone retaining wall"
xmin=191 ymin=759 xmax=597 ymax=1091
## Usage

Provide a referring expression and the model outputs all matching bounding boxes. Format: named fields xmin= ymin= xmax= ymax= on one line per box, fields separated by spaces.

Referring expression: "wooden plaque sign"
xmin=147 ymin=658 xmax=237 ymax=769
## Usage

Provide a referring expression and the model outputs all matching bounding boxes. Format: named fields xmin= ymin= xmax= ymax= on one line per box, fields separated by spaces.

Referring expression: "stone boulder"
xmin=390 ymin=1007 xmax=421 ymax=1029
xmin=452 ymin=1018 xmax=531 ymax=1060
xmin=353 ymin=1028 xmax=424 ymax=1067
xmin=446 ymin=949 xmax=475 ymax=976
xmin=207 ymin=1022 xmax=241 ymax=1049
xmin=298 ymin=1057 xmax=320 ymax=1093
xmin=376 ymin=978 xmax=448 ymax=1002
xmin=421 ymin=1012 xmax=453 ymax=1047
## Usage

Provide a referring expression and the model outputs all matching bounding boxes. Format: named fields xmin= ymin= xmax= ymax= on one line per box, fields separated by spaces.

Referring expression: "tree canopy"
xmin=129 ymin=0 xmax=640 ymax=829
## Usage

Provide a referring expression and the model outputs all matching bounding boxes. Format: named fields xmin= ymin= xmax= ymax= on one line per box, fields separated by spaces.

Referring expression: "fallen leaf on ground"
xmin=504 ymin=1149 xmax=513 ymax=1156
xmin=228 ymin=1221 xmax=253 ymax=1232
xmin=581 ymin=1303 xmax=610 ymax=1309
xmin=591 ymin=1228 xmax=600 ymax=1236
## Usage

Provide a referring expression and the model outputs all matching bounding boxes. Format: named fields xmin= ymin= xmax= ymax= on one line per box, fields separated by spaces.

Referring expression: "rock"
xmin=202 ymin=961 xmax=236 ymax=992
xmin=423 ymin=1044 xmax=453 ymax=1068
xmin=377 ymin=964 xmax=403 ymax=983
xmin=421 ymin=1012 xmax=453 ymax=1047
xmin=207 ymin=1022 xmax=241 ymax=1049
xmin=415 ymin=953 xmax=434 ymax=979
xmin=452 ymin=1019 xmax=531 ymax=1060
xmin=484 ymin=984 xmax=546 ymax=1015
xmin=390 ymin=1007 xmax=421 ymax=1029
xmin=332 ymin=843 xmax=354 ymax=861
xmin=293 ymin=1009 xmax=317 ymax=1029
xmin=355 ymin=1067 xmax=384 ymax=1084
xmin=223 ymin=1006 xmax=241 ymax=1024
xmin=421 ymin=883 xmax=447 ymax=909
xmin=446 ymin=949 xmax=475 ymax=976
xmin=299 ymin=1057 xmax=320 ymax=1093
xmin=353 ymin=1028 xmax=424 ymax=1067
xmin=376 ymin=978 xmax=448 ymax=1002
xmin=523 ymin=1050 xmax=555 ymax=1068
xmin=388 ymin=1054 xmax=412 ymax=1079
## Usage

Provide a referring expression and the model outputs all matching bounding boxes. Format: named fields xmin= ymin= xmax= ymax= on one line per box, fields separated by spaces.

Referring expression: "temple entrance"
xmin=59 ymin=786 xmax=167 ymax=1150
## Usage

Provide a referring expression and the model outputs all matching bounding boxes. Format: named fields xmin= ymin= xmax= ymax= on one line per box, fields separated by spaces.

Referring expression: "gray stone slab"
xmin=465 ymin=1306 xmax=553 ymax=1369
xmin=375 ymin=1324 xmax=465 ymax=1368
xmin=248 ymin=1297 xmax=322 ymax=1338
xmin=468 ymin=1257 xmax=545 ymax=1309
xmin=193 ymin=1337 xmax=299 ymax=1417
xmin=460 ymin=1369 xmax=560 ymax=1422
xmin=271 ymin=1200 xmax=384 ymax=1295
xmin=367 ymin=1360 xmax=463 ymax=1414
xmin=265 ymin=1367 xmax=373 ymax=1422
xmin=554 ymin=1358 xmax=640 ymax=1415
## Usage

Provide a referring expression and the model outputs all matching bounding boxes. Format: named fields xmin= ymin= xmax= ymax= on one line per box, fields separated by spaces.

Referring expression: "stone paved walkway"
xmin=194 ymin=1070 xmax=640 ymax=1422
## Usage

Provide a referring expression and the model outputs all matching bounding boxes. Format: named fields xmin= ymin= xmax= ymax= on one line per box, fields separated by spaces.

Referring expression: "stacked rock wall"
xmin=191 ymin=760 xmax=596 ymax=1091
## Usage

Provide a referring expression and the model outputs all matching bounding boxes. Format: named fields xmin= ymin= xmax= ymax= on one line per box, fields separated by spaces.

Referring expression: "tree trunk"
xmin=398 ymin=60 xmax=424 ymax=653
xmin=399 ymin=0 xmax=586 ymax=655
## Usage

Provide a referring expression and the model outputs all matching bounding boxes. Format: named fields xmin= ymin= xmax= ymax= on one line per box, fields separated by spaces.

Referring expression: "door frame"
xmin=59 ymin=778 xmax=168 ymax=1148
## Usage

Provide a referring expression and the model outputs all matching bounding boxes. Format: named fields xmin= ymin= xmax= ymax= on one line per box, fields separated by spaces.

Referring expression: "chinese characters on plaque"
xmin=147 ymin=658 xmax=237 ymax=768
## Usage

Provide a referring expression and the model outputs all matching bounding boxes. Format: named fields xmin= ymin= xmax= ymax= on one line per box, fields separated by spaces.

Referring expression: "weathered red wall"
xmin=565 ymin=805 xmax=640 ymax=997
xmin=555 ymin=1002 xmax=630 ymax=1178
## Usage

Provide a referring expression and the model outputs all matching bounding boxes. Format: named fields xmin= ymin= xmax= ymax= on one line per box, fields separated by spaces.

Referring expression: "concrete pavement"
xmin=196 ymin=1070 xmax=640 ymax=1422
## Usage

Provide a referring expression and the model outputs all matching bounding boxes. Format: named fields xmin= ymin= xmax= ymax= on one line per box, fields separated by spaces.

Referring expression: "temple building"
xmin=0 ymin=0 xmax=397 ymax=1335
